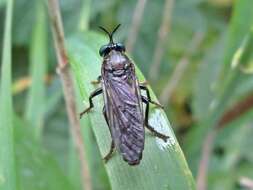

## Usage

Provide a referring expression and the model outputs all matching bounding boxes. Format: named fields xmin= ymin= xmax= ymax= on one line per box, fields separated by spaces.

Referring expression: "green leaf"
xmin=208 ymin=110 xmax=253 ymax=190
xmin=186 ymin=0 xmax=253 ymax=176
xmin=193 ymin=0 xmax=253 ymax=129
xmin=0 ymin=0 xmax=16 ymax=189
xmin=210 ymin=0 xmax=253 ymax=124
xmin=208 ymin=28 xmax=253 ymax=130
xmin=12 ymin=0 xmax=83 ymax=45
xmin=223 ymin=0 xmax=253 ymax=70
xmin=12 ymin=0 xmax=36 ymax=45
xmin=14 ymin=116 xmax=74 ymax=190
xmin=25 ymin=1 xmax=47 ymax=138
xmin=0 ymin=0 xmax=6 ymax=7
xmin=67 ymin=31 xmax=195 ymax=190
xmin=78 ymin=0 xmax=91 ymax=31
xmin=192 ymin=33 xmax=226 ymax=121
xmin=67 ymin=81 xmax=110 ymax=190
xmin=186 ymin=31 xmax=253 ymax=177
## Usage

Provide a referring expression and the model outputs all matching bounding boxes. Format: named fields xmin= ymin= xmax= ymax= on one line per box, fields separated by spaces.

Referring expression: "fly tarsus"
xmin=79 ymin=87 xmax=103 ymax=119
xmin=146 ymin=124 xmax=169 ymax=142
xmin=103 ymin=141 xmax=115 ymax=163
xmin=142 ymin=95 xmax=169 ymax=142
xmin=79 ymin=107 xmax=92 ymax=119
xmin=141 ymin=96 xmax=163 ymax=109
xmin=102 ymin=106 xmax=109 ymax=126
xmin=139 ymin=81 xmax=149 ymax=86
xmin=140 ymin=84 xmax=164 ymax=109
xmin=148 ymin=99 xmax=164 ymax=109
xmin=91 ymin=75 xmax=102 ymax=85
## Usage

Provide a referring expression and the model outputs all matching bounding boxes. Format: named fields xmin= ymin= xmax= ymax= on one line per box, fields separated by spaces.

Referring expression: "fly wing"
xmin=102 ymin=65 xmax=144 ymax=165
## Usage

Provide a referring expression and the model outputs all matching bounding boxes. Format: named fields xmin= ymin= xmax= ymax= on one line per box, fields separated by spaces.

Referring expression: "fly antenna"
xmin=99 ymin=26 xmax=110 ymax=36
xmin=99 ymin=24 xmax=121 ymax=44
xmin=111 ymin=24 xmax=121 ymax=37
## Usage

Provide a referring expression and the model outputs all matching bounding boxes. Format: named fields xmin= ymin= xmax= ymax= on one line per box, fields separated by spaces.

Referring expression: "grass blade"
xmin=67 ymin=31 xmax=196 ymax=190
xmin=25 ymin=1 xmax=47 ymax=138
xmin=186 ymin=0 xmax=253 ymax=176
xmin=0 ymin=0 xmax=6 ymax=7
xmin=14 ymin=116 xmax=74 ymax=190
xmin=223 ymin=0 xmax=253 ymax=70
xmin=68 ymin=88 xmax=110 ymax=190
xmin=0 ymin=0 xmax=16 ymax=189
xmin=78 ymin=0 xmax=91 ymax=31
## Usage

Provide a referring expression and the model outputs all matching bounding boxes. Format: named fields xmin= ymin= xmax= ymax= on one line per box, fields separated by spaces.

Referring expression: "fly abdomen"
xmin=120 ymin=132 xmax=144 ymax=165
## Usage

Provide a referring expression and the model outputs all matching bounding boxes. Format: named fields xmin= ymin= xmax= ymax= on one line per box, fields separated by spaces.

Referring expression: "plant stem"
xmin=217 ymin=92 xmax=253 ymax=128
xmin=47 ymin=1 xmax=92 ymax=190
xmin=148 ymin=0 xmax=174 ymax=81
xmin=126 ymin=0 xmax=147 ymax=54
xmin=159 ymin=32 xmax=204 ymax=105
xmin=197 ymin=92 xmax=253 ymax=190
xmin=196 ymin=130 xmax=217 ymax=190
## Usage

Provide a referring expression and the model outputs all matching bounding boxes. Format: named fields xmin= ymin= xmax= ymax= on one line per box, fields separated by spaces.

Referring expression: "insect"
xmin=80 ymin=24 xmax=169 ymax=165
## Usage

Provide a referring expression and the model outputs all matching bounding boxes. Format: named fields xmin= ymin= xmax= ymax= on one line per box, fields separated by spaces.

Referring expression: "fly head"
xmin=99 ymin=24 xmax=126 ymax=57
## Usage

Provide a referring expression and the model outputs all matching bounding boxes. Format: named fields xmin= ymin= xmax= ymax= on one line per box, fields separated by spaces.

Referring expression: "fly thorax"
xmin=104 ymin=51 xmax=131 ymax=77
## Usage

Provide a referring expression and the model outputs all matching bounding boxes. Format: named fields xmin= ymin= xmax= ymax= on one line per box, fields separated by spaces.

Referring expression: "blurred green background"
xmin=1 ymin=0 xmax=253 ymax=189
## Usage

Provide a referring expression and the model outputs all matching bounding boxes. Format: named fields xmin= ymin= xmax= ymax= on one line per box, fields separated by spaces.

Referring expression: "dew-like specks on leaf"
xmin=149 ymin=110 xmax=176 ymax=150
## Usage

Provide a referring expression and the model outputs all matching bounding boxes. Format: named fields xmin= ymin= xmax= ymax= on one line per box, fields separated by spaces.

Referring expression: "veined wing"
xmin=102 ymin=69 xmax=145 ymax=165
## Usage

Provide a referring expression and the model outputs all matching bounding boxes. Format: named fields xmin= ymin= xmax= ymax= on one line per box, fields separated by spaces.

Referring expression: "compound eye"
xmin=115 ymin=43 xmax=126 ymax=52
xmin=99 ymin=45 xmax=110 ymax=56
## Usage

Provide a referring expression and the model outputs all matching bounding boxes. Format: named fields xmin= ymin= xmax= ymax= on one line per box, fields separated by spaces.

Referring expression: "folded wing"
xmin=102 ymin=70 xmax=144 ymax=165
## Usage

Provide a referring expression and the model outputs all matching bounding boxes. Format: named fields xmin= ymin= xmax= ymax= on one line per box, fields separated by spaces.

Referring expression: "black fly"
xmin=80 ymin=24 xmax=169 ymax=166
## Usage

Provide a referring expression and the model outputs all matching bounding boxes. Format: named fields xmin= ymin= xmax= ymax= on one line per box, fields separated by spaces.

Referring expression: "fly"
xmin=80 ymin=24 xmax=169 ymax=166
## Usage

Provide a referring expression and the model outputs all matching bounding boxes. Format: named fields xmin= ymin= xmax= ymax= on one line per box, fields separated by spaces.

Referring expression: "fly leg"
xmin=102 ymin=106 xmax=115 ymax=162
xmin=139 ymin=81 xmax=149 ymax=86
xmin=103 ymin=141 xmax=115 ymax=163
xmin=142 ymin=96 xmax=169 ymax=142
xmin=91 ymin=75 xmax=102 ymax=85
xmin=139 ymin=84 xmax=164 ymax=109
xmin=79 ymin=87 xmax=103 ymax=118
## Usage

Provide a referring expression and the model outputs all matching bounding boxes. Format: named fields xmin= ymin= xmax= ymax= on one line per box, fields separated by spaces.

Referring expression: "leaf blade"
xmin=67 ymin=31 xmax=196 ymax=190
xmin=25 ymin=1 xmax=47 ymax=138
xmin=0 ymin=0 xmax=16 ymax=189
xmin=223 ymin=0 xmax=253 ymax=69
xmin=14 ymin=116 xmax=74 ymax=190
